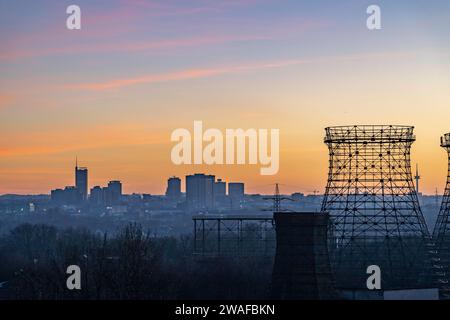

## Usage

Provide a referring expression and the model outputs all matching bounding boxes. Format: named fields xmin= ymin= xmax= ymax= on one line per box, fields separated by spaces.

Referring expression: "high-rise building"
xmin=107 ymin=180 xmax=122 ymax=204
xmin=166 ymin=176 xmax=181 ymax=200
xmin=186 ymin=174 xmax=214 ymax=210
xmin=228 ymin=182 xmax=244 ymax=209
xmin=75 ymin=160 xmax=88 ymax=201
xmin=214 ymin=179 xmax=226 ymax=202
xmin=51 ymin=186 xmax=81 ymax=205
xmin=89 ymin=181 xmax=122 ymax=206
xmin=89 ymin=186 xmax=103 ymax=205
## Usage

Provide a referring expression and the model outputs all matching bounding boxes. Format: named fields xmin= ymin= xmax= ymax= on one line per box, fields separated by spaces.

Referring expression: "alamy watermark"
xmin=367 ymin=5 xmax=381 ymax=30
xmin=66 ymin=264 xmax=81 ymax=290
xmin=65 ymin=4 xmax=380 ymax=31
xmin=171 ymin=121 xmax=279 ymax=175
xmin=366 ymin=265 xmax=381 ymax=290
xmin=66 ymin=5 xmax=81 ymax=30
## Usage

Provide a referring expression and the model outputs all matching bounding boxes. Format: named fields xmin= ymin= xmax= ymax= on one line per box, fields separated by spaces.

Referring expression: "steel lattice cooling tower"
xmin=433 ymin=134 xmax=450 ymax=241
xmin=321 ymin=125 xmax=432 ymax=290
xmin=433 ymin=133 xmax=450 ymax=296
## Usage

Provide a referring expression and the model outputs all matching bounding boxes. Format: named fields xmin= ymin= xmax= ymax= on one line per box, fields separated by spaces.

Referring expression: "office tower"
xmin=102 ymin=186 xmax=110 ymax=205
xmin=228 ymin=182 xmax=244 ymax=209
xmin=322 ymin=125 xmax=432 ymax=290
xmin=107 ymin=180 xmax=122 ymax=204
xmin=89 ymin=186 xmax=103 ymax=205
xmin=51 ymin=186 xmax=81 ymax=205
xmin=186 ymin=174 xmax=214 ymax=210
xmin=166 ymin=176 xmax=181 ymax=199
xmin=51 ymin=188 xmax=64 ymax=203
xmin=214 ymin=178 xmax=226 ymax=203
xmin=75 ymin=160 xmax=88 ymax=201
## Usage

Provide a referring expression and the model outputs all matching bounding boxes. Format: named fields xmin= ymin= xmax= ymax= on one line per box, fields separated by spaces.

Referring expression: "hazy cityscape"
xmin=0 ymin=161 xmax=325 ymax=236
xmin=2 ymin=0 xmax=450 ymax=310
xmin=0 ymin=159 xmax=442 ymax=237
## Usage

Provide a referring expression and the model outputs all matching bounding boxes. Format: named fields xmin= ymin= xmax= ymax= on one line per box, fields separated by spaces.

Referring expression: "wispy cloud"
xmin=0 ymin=34 xmax=270 ymax=61
xmin=68 ymin=51 xmax=417 ymax=91
xmin=0 ymin=1 xmax=321 ymax=62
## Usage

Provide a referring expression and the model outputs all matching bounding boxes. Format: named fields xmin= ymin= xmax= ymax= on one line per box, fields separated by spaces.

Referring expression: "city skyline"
xmin=1 ymin=1 xmax=450 ymax=195
xmin=0 ymin=158 xmax=438 ymax=197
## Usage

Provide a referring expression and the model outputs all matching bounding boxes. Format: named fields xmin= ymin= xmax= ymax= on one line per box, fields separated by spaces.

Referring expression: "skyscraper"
xmin=75 ymin=159 xmax=88 ymax=201
xmin=186 ymin=174 xmax=214 ymax=211
xmin=51 ymin=186 xmax=81 ymax=204
xmin=107 ymin=180 xmax=122 ymax=204
xmin=214 ymin=178 xmax=227 ymax=204
xmin=228 ymin=182 xmax=244 ymax=209
xmin=89 ymin=186 xmax=103 ymax=205
xmin=166 ymin=176 xmax=181 ymax=200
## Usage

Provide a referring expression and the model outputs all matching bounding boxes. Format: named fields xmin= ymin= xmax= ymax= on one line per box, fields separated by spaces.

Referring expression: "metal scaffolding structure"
xmin=193 ymin=214 xmax=276 ymax=257
xmin=321 ymin=125 xmax=433 ymax=290
xmin=433 ymin=133 xmax=450 ymax=296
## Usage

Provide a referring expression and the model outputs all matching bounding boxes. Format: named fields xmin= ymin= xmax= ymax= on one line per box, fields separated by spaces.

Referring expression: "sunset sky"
xmin=1 ymin=0 xmax=450 ymax=195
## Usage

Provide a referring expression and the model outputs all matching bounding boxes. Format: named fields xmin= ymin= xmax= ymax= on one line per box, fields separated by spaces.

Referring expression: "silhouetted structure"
xmin=213 ymin=179 xmax=226 ymax=202
xmin=193 ymin=214 xmax=275 ymax=257
xmin=166 ymin=176 xmax=181 ymax=200
xmin=50 ymin=159 xmax=88 ymax=205
xmin=228 ymin=182 xmax=244 ymax=209
xmin=263 ymin=183 xmax=293 ymax=213
xmin=50 ymin=186 xmax=81 ymax=204
xmin=271 ymin=212 xmax=338 ymax=299
xmin=75 ymin=159 xmax=88 ymax=201
xmin=89 ymin=186 xmax=103 ymax=205
xmin=433 ymin=133 xmax=450 ymax=297
xmin=186 ymin=174 xmax=215 ymax=211
xmin=415 ymin=164 xmax=421 ymax=194
xmin=107 ymin=180 xmax=122 ymax=204
xmin=88 ymin=181 xmax=122 ymax=206
xmin=322 ymin=125 xmax=432 ymax=290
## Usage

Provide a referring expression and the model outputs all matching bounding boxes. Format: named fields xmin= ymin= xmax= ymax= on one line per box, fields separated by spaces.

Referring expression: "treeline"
xmin=0 ymin=223 xmax=272 ymax=300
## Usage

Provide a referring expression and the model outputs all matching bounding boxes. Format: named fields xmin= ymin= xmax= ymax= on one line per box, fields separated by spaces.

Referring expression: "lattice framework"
xmin=322 ymin=125 xmax=431 ymax=289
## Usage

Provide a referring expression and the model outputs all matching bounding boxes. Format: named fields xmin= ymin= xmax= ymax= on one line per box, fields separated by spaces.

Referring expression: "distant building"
xmin=89 ymin=186 xmax=103 ymax=205
xmin=75 ymin=162 xmax=88 ymax=201
xmin=228 ymin=182 xmax=244 ymax=209
xmin=228 ymin=182 xmax=244 ymax=198
xmin=51 ymin=186 xmax=81 ymax=205
xmin=166 ymin=176 xmax=181 ymax=200
xmin=88 ymin=181 xmax=122 ymax=206
xmin=142 ymin=194 xmax=152 ymax=202
xmin=214 ymin=178 xmax=227 ymax=205
xmin=291 ymin=193 xmax=305 ymax=201
xmin=107 ymin=180 xmax=122 ymax=204
xmin=214 ymin=179 xmax=226 ymax=197
xmin=186 ymin=174 xmax=215 ymax=210
xmin=102 ymin=186 xmax=111 ymax=204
